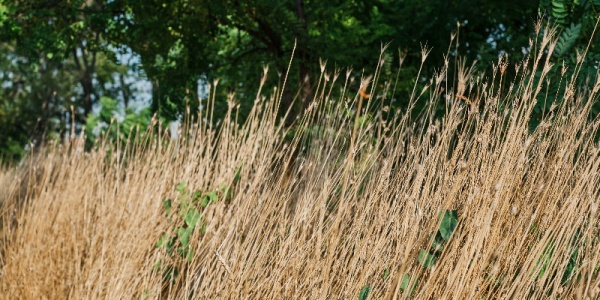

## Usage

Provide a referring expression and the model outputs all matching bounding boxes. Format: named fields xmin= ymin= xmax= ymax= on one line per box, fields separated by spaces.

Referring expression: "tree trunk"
xmin=295 ymin=0 xmax=312 ymax=107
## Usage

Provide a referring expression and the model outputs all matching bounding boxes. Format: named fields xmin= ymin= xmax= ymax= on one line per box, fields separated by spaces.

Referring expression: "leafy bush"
xmin=84 ymin=96 xmax=152 ymax=148
xmin=154 ymin=181 xmax=226 ymax=284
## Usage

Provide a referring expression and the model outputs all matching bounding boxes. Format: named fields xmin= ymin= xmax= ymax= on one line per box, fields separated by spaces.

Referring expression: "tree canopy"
xmin=1 ymin=0 xmax=599 ymax=162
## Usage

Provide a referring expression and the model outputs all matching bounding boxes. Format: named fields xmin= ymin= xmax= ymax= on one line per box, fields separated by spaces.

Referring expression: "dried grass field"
xmin=1 ymin=29 xmax=600 ymax=299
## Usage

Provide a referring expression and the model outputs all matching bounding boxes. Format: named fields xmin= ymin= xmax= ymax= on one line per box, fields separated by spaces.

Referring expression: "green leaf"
xmin=418 ymin=250 xmax=437 ymax=268
xmin=162 ymin=199 xmax=172 ymax=215
xmin=439 ymin=210 xmax=458 ymax=241
xmin=177 ymin=245 xmax=189 ymax=259
xmin=400 ymin=274 xmax=418 ymax=297
xmin=383 ymin=266 xmax=390 ymax=281
xmin=185 ymin=208 xmax=201 ymax=228
xmin=199 ymin=195 xmax=210 ymax=208
xmin=357 ymin=285 xmax=371 ymax=300
xmin=207 ymin=191 xmax=218 ymax=203
xmin=192 ymin=190 xmax=202 ymax=201
xmin=156 ymin=233 xmax=170 ymax=249
xmin=222 ymin=185 xmax=232 ymax=201
xmin=186 ymin=247 xmax=195 ymax=262
xmin=555 ymin=23 xmax=582 ymax=57
xmin=176 ymin=181 xmax=187 ymax=193
xmin=166 ymin=238 xmax=174 ymax=254
xmin=163 ymin=265 xmax=178 ymax=282
xmin=551 ymin=0 xmax=568 ymax=24
xmin=431 ymin=231 xmax=446 ymax=254
xmin=562 ymin=229 xmax=582 ymax=285
xmin=153 ymin=260 xmax=162 ymax=271
xmin=200 ymin=221 xmax=207 ymax=234
xmin=561 ymin=246 xmax=578 ymax=285
xmin=233 ymin=166 xmax=242 ymax=184
xmin=533 ymin=241 xmax=555 ymax=279
xmin=180 ymin=200 xmax=192 ymax=219
xmin=176 ymin=227 xmax=193 ymax=247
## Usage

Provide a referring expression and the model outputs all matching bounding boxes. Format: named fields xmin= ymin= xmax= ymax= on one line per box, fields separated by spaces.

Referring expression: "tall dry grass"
xmin=1 ymin=25 xmax=600 ymax=299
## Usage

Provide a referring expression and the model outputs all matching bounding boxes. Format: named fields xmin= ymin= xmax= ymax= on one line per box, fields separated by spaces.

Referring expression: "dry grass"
xmin=1 ymin=26 xmax=600 ymax=299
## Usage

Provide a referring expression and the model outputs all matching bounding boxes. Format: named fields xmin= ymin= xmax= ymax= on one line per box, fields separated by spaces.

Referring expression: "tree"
xmin=118 ymin=0 xmax=544 ymax=122
xmin=2 ymin=0 xmax=599 ymax=162
xmin=0 ymin=0 xmax=132 ymax=161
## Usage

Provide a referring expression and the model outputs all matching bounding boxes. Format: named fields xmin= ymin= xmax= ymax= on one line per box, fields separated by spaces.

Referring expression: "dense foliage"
xmin=0 ymin=0 xmax=599 ymax=162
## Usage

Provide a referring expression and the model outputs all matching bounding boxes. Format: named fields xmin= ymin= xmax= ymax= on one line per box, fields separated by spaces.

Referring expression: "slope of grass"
xmin=1 ymin=26 xmax=600 ymax=299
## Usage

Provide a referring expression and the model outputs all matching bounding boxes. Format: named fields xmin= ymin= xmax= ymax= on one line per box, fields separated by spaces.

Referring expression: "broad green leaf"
xmin=156 ymin=233 xmax=170 ymax=248
xmin=185 ymin=208 xmax=201 ymax=228
xmin=192 ymin=190 xmax=202 ymax=201
xmin=176 ymin=181 xmax=187 ymax=193
xmin=357 ymin=285 xmax=371 ymax=300
xmin=382 ymin=266 xmax=390 ymax=281
xmin=176 ymin=227 xmax=193 ymax=247
xmin=439 ymin=210 xmax=458 ymax=241
xmin=431 ymin=231 xmax=445 ymax=253
xmin=207 ymin=191 xmax=218 ymax=203
xmin=199 ymin=195 xmax=210 ymax=208
xmin=418 ymin=250 xmax=437 ymax=268
xmin=400 ymin=273 xmax=418 ymax=297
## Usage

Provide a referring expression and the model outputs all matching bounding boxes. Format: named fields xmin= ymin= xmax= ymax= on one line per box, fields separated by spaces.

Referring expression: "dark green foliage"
xmin=0 ymin=0 xmax=137 ymax=161
xmin=533 ymin=0 xmax=600 ymax=130
xmin=1 ymin=0 xmax=598 ymax=161
xmin=431 ymin=231 xmax=446 ymax=254
xmin=554 ymin=23 xmax=582 ymax=57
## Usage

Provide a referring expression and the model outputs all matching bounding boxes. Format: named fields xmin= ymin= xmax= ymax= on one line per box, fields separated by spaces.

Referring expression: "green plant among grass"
xmin=418 ymin=209 xmax=459 ymax=268
xmin=154 ymin=181 xmax=227 ymax=283
xmin=560 ymin=230 xmax=581 ymax=286
xmin=530 ymin=229 xmax=583 ymax=289
xmin=532 ymin=241 xmax=555 ymax=281
xmin=400 ymin=274 xmax=419 ymax=298
xmin=357 ymin=285 xmax=371 ymax=300
xmin=399 ymin=209 xmax=458 ymax=297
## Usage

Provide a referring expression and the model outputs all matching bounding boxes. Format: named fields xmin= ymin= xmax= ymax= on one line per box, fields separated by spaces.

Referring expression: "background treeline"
xmin=0 ymin=0 xmax=599 ymax=162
